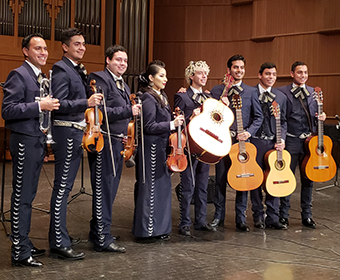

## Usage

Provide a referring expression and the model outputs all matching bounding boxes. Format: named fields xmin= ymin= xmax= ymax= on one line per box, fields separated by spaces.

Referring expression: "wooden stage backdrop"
xmin=153 ymin=0 xmax=340 ymax=124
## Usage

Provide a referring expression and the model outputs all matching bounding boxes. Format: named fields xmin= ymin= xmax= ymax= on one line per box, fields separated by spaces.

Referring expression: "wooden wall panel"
xmin=252 ymin=0 xmax=321 ymax=39
xmin=155 ymin=4 xmax=252 ymax=42
xmin=154 ymin=0 xmax=340 ymax=119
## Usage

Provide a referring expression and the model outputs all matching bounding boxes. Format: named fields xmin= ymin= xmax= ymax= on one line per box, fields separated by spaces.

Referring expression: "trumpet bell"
xmin=46 ymin=134 xmax=56 ymax=145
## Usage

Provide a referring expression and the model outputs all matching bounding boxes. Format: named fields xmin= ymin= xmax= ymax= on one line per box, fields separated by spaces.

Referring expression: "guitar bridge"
xmin=313 ymin=165 xmax=329 ymax=170
xmin=273 ymin=180 xmax=289 ymax=184
xmin=199 ymin=127 xmax=223 ymax=143
xmin=236 ymin=173 xmax=254 ymax=178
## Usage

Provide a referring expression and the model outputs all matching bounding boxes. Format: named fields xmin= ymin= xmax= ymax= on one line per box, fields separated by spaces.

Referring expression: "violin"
xmin=121 ymin=94 xmax=139 ymax=167
xmin=167 ymin=107 xmax=188 ymax=172
xmin=82 ymin=80 xmax=104 ymax=153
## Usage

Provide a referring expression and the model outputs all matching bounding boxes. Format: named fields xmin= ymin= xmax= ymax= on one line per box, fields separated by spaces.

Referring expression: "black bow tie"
xmin=259 ymin=91 xmax=276 ymax=103
xmin=227 ymin=85 xmax=243 ymax=96
xmin=192 ymin=91 xmax=207 ymax=105
xmin=291 ymin=86 xmax=309 ymax=99
xmin=75 ymin=63 xmax=87 ymax=83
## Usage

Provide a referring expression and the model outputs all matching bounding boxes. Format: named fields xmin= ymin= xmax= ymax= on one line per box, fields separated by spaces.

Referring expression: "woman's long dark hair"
xmin=138 ymin=60 xmax=168 ymax=107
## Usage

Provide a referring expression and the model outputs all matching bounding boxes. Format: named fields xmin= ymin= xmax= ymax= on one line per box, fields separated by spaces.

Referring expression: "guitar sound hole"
xmin=210 ymin=110 xmax=223 ymax=124
xmin=238 ymin=152 xmax=248 ymax=163
xmin=317 ymin=145 xmax=325 ymax=155
xmin=275 ymin=160 xmax=285 ymax=171
xmin=212 ymin=112 xmax=221 ymax=121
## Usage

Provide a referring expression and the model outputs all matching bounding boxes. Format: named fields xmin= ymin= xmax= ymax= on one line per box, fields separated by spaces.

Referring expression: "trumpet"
xmin=38 ymin=70 xmax=56 ymax=145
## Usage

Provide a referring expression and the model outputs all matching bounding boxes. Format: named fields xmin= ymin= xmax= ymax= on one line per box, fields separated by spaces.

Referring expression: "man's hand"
xmin=221 ymin=96 xmax=229 ymax=106
xmin=177 ymin=87 xmax=187 ymax=93
xmin=88 ymin=93 xmax=103 ymax=107
xmin=132 ymin=104 xmax=141 ymax=116
xmin=316 ymin=112 xmax=326 ymax=121
xmin=237 ymin=131 xmax=250 ymax=141
xmin=40 ymin=96 xmax=60 ymax=111
xmin=275 ymin=140 xmax=285 ymax=151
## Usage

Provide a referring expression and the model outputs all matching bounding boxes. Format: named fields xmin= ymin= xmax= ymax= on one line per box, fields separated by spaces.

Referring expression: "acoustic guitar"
xmin=302 ymin=87 xmax=336 ymax=182
xmin=264 ymin=101 xmax=296 ymax=197
xmin=227 ymin=94 xmax=263 ymax=191
xmin=187 ymin=74 xmax=234 ymax=164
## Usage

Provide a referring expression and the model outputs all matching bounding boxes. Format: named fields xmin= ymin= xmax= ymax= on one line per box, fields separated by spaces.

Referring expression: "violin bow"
xmin=181 ymin=111 xmax=195 ymax=187
xmin=138 ymin=97 xmax=146 ymax=184
xmin=100 ymin=87 xmax=116 ymax=177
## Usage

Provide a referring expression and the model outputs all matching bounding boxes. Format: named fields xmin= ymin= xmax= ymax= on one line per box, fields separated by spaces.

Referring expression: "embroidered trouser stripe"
xmin=147 ymin=143 xmax=157 ymax=236
xmin=54 ymin=138 xmax=73 ymax=247
xmin=94 ymin=151 xmax=105 ymax=247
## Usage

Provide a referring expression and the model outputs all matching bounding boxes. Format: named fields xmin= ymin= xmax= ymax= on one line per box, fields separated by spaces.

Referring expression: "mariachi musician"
xmin=132 ymin=60 xmax=184 ymax=240
xmin=2 ymin=33 xmax=59 ymax=267
xmin=250 ymin=62 xmax=288 ymax=230
xmin=174 ymin=60 xmax=216 ymax=237
xmin=49 ymin=28 xmax=101 ymax=260
xmin=86 ymin=45 xmax=140 ymax=252
xmin=209 ymin=54 xmax=263 ymax=232
xmin=277 ymin=61 xmax=326 ymax=229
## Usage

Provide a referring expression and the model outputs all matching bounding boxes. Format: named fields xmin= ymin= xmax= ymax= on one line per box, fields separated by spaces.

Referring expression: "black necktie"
xmin=116 ymin=79 xmax=125 ymax=91
xmin=75 ymin=63 xmax=87 ymax=83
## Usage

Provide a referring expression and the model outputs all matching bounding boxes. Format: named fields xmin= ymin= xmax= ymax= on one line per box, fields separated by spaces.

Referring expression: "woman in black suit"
xmin=132 ymin=60 xmax=183 ymax=240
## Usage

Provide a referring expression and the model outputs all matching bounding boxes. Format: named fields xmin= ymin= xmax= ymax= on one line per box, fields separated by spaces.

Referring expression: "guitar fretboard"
xmin=275 ymin=112 xmax=282 ymax=162
xmin=236 ymin=108 xmax=246 ymax=152
xmin=317 ymin=101 xmax=324 ymax=149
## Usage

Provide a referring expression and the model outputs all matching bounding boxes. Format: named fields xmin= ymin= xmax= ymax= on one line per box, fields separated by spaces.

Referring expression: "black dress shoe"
xmin=70 ymin=236 xmax=81 ymax=246
xmin=236 ymin=223 xmax=250 ymax=232
xmin=31 ymin=247 xmax=46 ymax=257
xmin=88 ymin=234 xmax=120 ymax=243
xmin=302 ymin=218 xmax=316 ymax=229
xmin=12 ymin=256 xmax=43 ymax=267
xmin=279 ymin=217 xmax=289 ymax=226
xmin=50 ymin=247 xmax=85 ymax=260
xmin=209 ymin=218 xmax=224 ymax=228
xmin=155 ymin=234 xmax=171 ymax=241
xmin=266 ymin=221 xmax=288 ymax=230
xmin=179 ymin=226 xmax=191 ymax=236
xmin=195 ymin=224 xmax=216 ymax=232
xmin=254 ymin=220 xmax=265 ymax=229
xmin=94 ymin=242 xmax=126 ymax=253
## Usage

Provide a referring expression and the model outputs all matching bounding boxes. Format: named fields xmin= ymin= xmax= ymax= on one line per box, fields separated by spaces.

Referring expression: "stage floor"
xmin=1 ymin=161 xmax=340 ymax=279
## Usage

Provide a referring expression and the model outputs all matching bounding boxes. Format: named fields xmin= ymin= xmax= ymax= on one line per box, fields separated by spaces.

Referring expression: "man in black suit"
xmin=277 ymin=61 xmax=326 ymax=229
xmin=49 ymin=28 xmax=102 ymax=260
xmin=174 ymin=60 xmax=216 ymax=236
xmin=2 ymin=33 xmax=60 ymax=266
xmin=250 ymin=62 xmax=288 ymax=230
xmin=86 ymin=45 xmax=140 ymax=252
xmin=209 ymin=54 xmax=263 ymax=232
